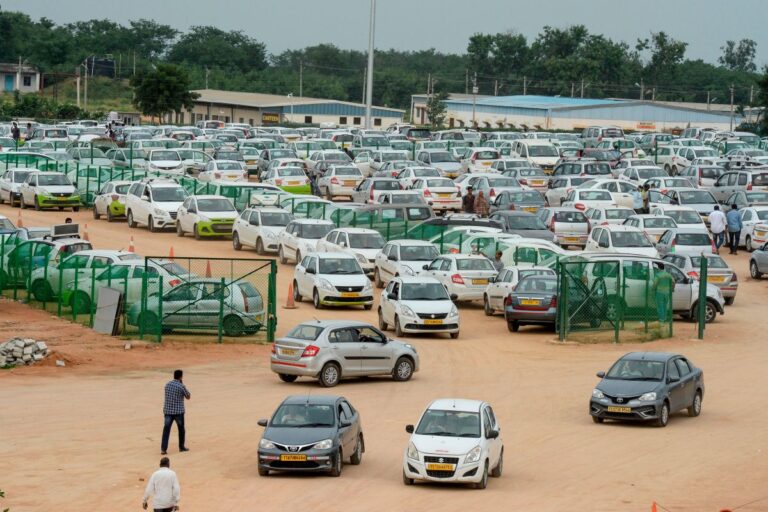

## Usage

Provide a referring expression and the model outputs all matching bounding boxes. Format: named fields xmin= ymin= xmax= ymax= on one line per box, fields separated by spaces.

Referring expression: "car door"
xmin=674 ymin=357 xmax=697 ymax=408
xmin=487 ymin=269 xmax=510 ymax=310
xmin=381 ymin=244 xmax=398 ymax=280
xmin=161 ymin=283 xmax=197 ymax=328
xmin=192 ymin=281 xmax=228 ymax=327
xmin=586 ymin=227 xmax=602 ymax=251
xmin=656 ymin=230 xmax=672 ymax=256
xmin=356 ymin=325 xmax=393 ymax=373
xmin=665 ymin=358 xmax=686 ymax=412
xmin=282 ymin=222 xmax=298 ymax=258
xmin=482 ymin=406 xmax=502 ymax=467
xmin=327 ymin=327 xmax=362 ymax=375
xmin=295 ymin=255 xmax=315 ymax=297
xmin=664 ymin=263 xmax=692 ymax=313
xmin=337 ymin=400 xmax=358 ymax=455
xmin=379 ymin=280 xmax=398 ymax=324
xmin=177 ymin=197 xmax=192 ymax=231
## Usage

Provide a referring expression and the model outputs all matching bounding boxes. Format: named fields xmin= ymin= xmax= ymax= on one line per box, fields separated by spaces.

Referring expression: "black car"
xmin=257 ymin=395 xmax=364 ymax=476
xmin=590 ymin=352 xmax=704 ymax=427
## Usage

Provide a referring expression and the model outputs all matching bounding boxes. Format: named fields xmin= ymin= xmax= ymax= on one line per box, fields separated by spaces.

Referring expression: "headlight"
xmin=263 ymin=230 xmax=277 ymax=239
xmin=154 ymin=208 xmax=168 ymax=217
xmin=592 ymin=389 xmax=605 ymax=399
xmin=259 ymin=438 xmax=275 ymax=449
xmin=400 ymin=305 xmax=416 ymax=318
xmin=198 ymin=215 xmax=210 ymax=223
xmin=407 ymin=442 xmax=420 ymax=461
xmin=401 ymin=265 xmax=415 ymax=276
xmin=363 ymin=279 xmax=372 ymax=290
xmin=355 ymin=253 xmax=368 ymax=264
xmin=318 ymin=278 xmax=335 ymax=291
xmin=449 ymin=305 xmax=458 ymax=317
xmin=465 ymin=445 xmax=482 ymax=464
xmin=639 ymin=392 xmax=657 ymax=402
xmin=313 ymin=439 xmax=333 ymax=450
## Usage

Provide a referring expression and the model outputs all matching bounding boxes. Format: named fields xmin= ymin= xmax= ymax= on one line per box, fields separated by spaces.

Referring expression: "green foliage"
xmin=0 ymin=91 xmax=95 ymax=121
xmin=168 ymin=26 xmax=268 ymax=72
xmin=719 ymin=39 xmax=757 ymax=73
xmin=130 ymin=64 xmax=199 ymax=120
xmin=758 ymin=67 xmax=768 ymax=135
xmin=425 ymin=92 xmax=448 ymax=129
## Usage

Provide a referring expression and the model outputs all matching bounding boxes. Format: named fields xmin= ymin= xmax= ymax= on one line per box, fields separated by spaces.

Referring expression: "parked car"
xmin=0 ymin=167 xmax=39 ymax=207
xmin=665 ymin=188 xmax=718 ymax=223
xmin=414 ymin=149 xmax=462 ymax=178
xmin=373 ymin=240 xmax=439 ymax=287
xmin=623 ymin=214 xmax=678 ymax=243
xmin=232 ymin=207 xmax=293 ymax=254
xmin=421 ymin=254 xmax=498 ymax=302
xmin=277 ymin=219 xmax=335 ymax=264
xmin=410 ymin=177 xmax=462 ymax=212
xmin=656 ymin=228 xmax=715 ymax=257
xmin=19 ymin=172 xmax=80 ymax=211
xmin=590 ymin=352 xmax=704 ymax=427
xmin=483 ymin=266 xmax=556 ymax=316
xmin=198 ymin=160 xmax=246 ymax=182
xmin=487 ymin=210 xmax=554 ymax=242
xmin=402 ymin=398 xmax=503 ymax=489
xmin=537 ymin=207 xmax=590 ymax=248
xmin=351 ymin=177 xmax=402 ymax=204
xmin=91 ymin=180 xmax=131 ymax=221
xmin=663 ymin=254 xmax=737 ymax=305
xmin=749 ymin=242 xmax=768 ymax=279
xmin=500 ymin=166 xmax=550 ymax=190
xmin=293 ymin=252 xmax=374 ymax=309
xmin=315 ymin=227 xmax=386 ymax=275
xmin=460 ymin=148 xmax=502 ymax=174
xmin=544 ymin=176 xmax=593 ymax=206
xmin=489 ymin=190 xmax=546 ymax=215
xmin=176 ymin=195 xmax=238 ymax=239
xmin=710 ymin=169 xmax=768 ymax=203
xmin=584 ymin=206 xmax=635 ymax=229
xmin=650 ymin=206 xmax=707 ymax=230
xmin=317 ymin=165 xmax=365 ymax=200
xmin=726 ymin=191 xmax=768 ymax=210
xmin=585 ymin=225 xmax=659 ymax=257
xmin=738 ymin=206 xmax=768 ymax=250
xmin=678 ymin=165 xmax=724 ymax=188
xmin=378 ymin=276 xmax=460 ymax=338
xmin=125 ymin=179 xmax=188 ymax=232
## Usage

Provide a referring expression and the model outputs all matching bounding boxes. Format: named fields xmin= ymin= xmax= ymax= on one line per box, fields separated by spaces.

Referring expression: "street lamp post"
xmin=364 ymin=0 xmax=376 ymax=129
xmin=287 ymin=93 xmax=294 ymax=124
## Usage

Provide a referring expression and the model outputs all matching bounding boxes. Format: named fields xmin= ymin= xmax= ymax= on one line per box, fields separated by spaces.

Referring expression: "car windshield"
xmin=114 ymin=184 xmax=130 ymax=194
xmin=744 ymin=192 xmax=768 ymax=204
xmin=487 ymin=178 xmax=520 ymax=187
xmin=611 ymin=231 xmax=652 ymax=247
xmin=401 ymin=282 xmax=449 ymax=300
xmin=580 ymin=191 xmax=612 ymax=201
xmin=37 ymin=175 xmax=70 ymax=186
xmin=152 ymin=187 xmax=188 ymax=202
xmin=217 ymin=162 xmax=242 ymax=171
xmin=298 ymin=224 xmax=332 ymax=239
xmin=12 ymin=171 xmax=32 ymax=183
xmin=528 ymin=145 xmax=559 ymax=157
xmin=373 ymin=180 xmax=400 ymax=190
xmin=197 ymin=198 xmax=235 ymax=212
xmin=690 ymin=256 xmax=729 ymax=269
xmin=271 ymin=150 xmax=294 ymax=158
xmin=285 ymin=324 xmax=324 ymax=341
xmin=554 ymin=211 xmax=586 ymax=223
xmin=679 ymin=191 xmax=715 ymax=203
xmin=413 ymin=168 xmax=440 ymax=177
xmin=77 ymin=148 xmax=108 ymax=159
xmin=474 ymin=150 xmax=499 ymax=160
xmin=637 ymin=168 xmax=666 ymax=179
xmin=456 ymin=258 xmax=494 ymax=271
xmin=605 ymin=209 xmax=633 ymax=220
xmin=676 ymin=233 xmax=711 ymax=245
xmin=362 ymin=137 xmax=388 ymax=146
xmin=400 ymin=245 xmax=439 ymax=260
xmin=753 ymin=174 xmax=768 ymax=186
xmin=668 ymin=210 xmax=702 ymax=224
xmin=699 ymin=167 xmax=722 ymax=178
xmin=606 ymin=359 xmax=664 ymax=381
xmin=508 ymin=216 xmax=547 ymax=229
xmin=415 ymin=410 xmax=480 ymax=438
xmin=270 ymin=404 xmax=335 ymax=428
xmin=517 ymin=168 xmax=545 ymax=176
xmin=0 ymin=218 xmax=14 ymax=230
xmin=516 ymin=277 xmax=557 ymax=292
xmin=644 ymin=217 xmax=677 ymax=228
xmin=381 ymin=153 xmax=406 ymax=162
xmin=427 ymin=151 xmax=455 ymax=163
xmin=278 ymin=168 xmax=305 ymax=177
xmin=261 ymin=212 xmax=292 ymax=226
xmin=150 ymin=151 xmax=181 ymax=161
xmin=318 ymin=257 xmax=363 ymax=274
xmin=333 ymin=167 xmax=361 ymax=176
xmin=348 ymin=232 xmax=385 ymax=249
xmin=508 ymin=191 xmax=544 ymax=203
xmin=426 ymin=178 xmax=455 ymax=188
xmin=585 ymin=164 xmax=612 ymax=175
xmin=756 ymin=210 xmax=768 ymax=221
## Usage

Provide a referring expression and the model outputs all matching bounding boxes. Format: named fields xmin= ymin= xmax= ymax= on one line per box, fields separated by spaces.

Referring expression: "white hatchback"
xmin=585 ymin=225 xmax=659 ymax=257
xmin=421 ymin=255 xmax=498 ymax=302
xmin=378 ymin=277 xmax=460 ymax=338
xmin=292 ymin=252 xmax=374 ymax=309
xmin=374 ymin=240 xmax=440 ymax=287
xmin=315 ymin=227 xmax=386 ymax=275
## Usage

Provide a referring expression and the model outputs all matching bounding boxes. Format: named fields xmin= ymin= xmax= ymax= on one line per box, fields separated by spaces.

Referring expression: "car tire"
xmin=590 ymin=317 xmax=601 ymax=328
xmin=70 ymin=291 xmax=91 ymax=314
xmin=474 ymin=460 xmax=489 ymax=489
xmin=257 ymin=467 xmax=269 ymax=477
xmin=394 ymin=316 xmax=404 ymax=337
xmin=72 ymin=206 xmax=79 ymax=212
xmin=664 ymin=164 xmax=671 ymax=174
xmin=592 ymin=415 xmax=604 ymax=424
xmin=148 ymin=216 xmax=157 ymax=233
xmin=378 ymin=308 xmax=388 ymax=331
xmin=450 ymin=331 xmax=459 ymax=339
xmin=106 ymin=208 xmax=114 ymax=222
xmin=746 ymin=236 xmax=753 ymax=252
xmin=509 ymin=321 xmax=520 ymax=332
xmin=222 ymin=315 xmax=244 ymax=337
xmin=696 ymin=300 xmax=717 ymax=323
xmin=750 ymin=261 xmax=762 ymax=279
xmin=392 ymin=357 xmax=414 ymax=382
xmin=295 ymin=251 xmax=302 ymax=264
xmin=724 ymin=296 xmax=734 ymax=306
xmin=671 ymin=165 xmax=678 ymax=176
xmin=293 ymin=280 xmax=302 ymax=302
xmin=93 ymin=208 xmax=100 ymax=220
xmin=127 ymin=211 xmax=137 ymax=228
xmin=655 ymin=401 xmax=670 ymax=428
xmin=319 ymin=362 xmax=340 ymax=387
xmin=483 ymin=295 xmax=493 ymax=316
xmin=688 ymin=391 xmax=703 ymax=417
xmin=278 ymin=373 xmax=298 ymax=383
xmin=329 ymin=449 xmax=343 ymax=477
xmin=30 ymin=279 xmax=54 ymax=302
xmin=313 ymin=288 xmax=323 ymax=309
xmin=363 ymin=303 xmax=372 ymax=310
xmin=256 ymin=238 xmax=265 ymax=255
xmin=34 ymin=196 xmax=41 ymax=211
xmin=232 ymin=232 xmax=242 ymax=250
xmin=278 ymin=245 xmax=287 ymax=264
xmin=402 ymin=470 xmax=414 ymax=486
xmin=374 ymin=268 xmax=383 ymax=288
xmin=194 ymin=224 xmax=201 ymax=240
xmin=490 ymin=450 xmax=503 ymax=478
xmin=176 ymin=222 xmax=184 ymax=237
xmin=350 ymin=435 xmax=363 ymax=465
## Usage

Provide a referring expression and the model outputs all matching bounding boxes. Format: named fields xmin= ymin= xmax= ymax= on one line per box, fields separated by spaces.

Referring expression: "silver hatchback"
xmin=270 ymin=320 xmax=420 ymax=387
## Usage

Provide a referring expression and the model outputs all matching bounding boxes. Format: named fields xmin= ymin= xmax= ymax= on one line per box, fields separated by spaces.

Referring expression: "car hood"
xmin=434 ymin=162 xmax=462 ymax=171
xmin=199 ymin=210 xmax=238 ymax=220
xmin=400 ymin=299 xmax=453 ymax=314
xmin=597 ymin=378 xmax=661 ymax=397
xmin=150 ymin=160 xmax=182 ymax=167
xmin=507 ymin=229 xmax=554 ymax=241
xmin=37 ymin=185 xmax=76 ymax=194
xmin=528 ymin=156 xmax=559 ymax=166
xmin=321 ymin=273 xmax=371 ymax=287
xmin=400 ymin=259 xmax=433 ymax=274
xmin=681 ymin=204 xmax=714 ymax=215
xmin=411 ymin=434 xmax=480 ymax=456
xmin=351 ymin=248 xmax=381 ymax=260
xmin=263 ymin=426 xmax=337 ymax=446
xmin=157 ymin=201 xmax=184 ymax=212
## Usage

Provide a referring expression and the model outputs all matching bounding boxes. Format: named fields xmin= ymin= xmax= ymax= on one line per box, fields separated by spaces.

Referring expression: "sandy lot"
xmin=1 ymin=205 xmax=768 ymax=512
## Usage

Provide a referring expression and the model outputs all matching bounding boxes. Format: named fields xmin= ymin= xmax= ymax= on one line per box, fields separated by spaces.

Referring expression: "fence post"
xmin=88 ymin=268 xmax=96 ymax=327
xmin=697 ymin=256 xmax=708 ymax=339
xmin=557 ymin=261 xmax=565 ymax=342
xmin=218 ymin=277 xmax=225 ymax=343
xmin=268 ymin=260 xmax=277 ymax=343
xmin=139 ymin=269 xmax=147 ymax=340
xmin=57 ymin=262 xmax=63 ymax=317
xmin=157 ymin=275 xmax=164 ymax=344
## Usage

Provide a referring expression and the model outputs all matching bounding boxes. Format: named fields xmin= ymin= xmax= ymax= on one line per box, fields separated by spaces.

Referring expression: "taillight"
xmin=424 ymin=189 xmax=432 ymax=197
xmin=370 ymin=188 xmax=374 ymax=200
xmin=687 ymin=271 xmax=699 ymax=280
xmin=747 ymin=182 xmax=753 ymax=191
xmin=661 ymin=188 xmax=667 ymax=194
xmin=276 ymin=179 xmax=283 ymax=185
xmin=549 ymin=296 xmax=557 ymax=308
xmin=214 ymin=172 xmax=222 ymax=179
xmin=731 ymin=273 xmax=737 ymax=282
xmin=711 ymin=239 xmax=716 ymax=253
xmin=451 ymin=273 xmax=465 ymax=285
xmin=111 ymin=194 xmax=119 ymax=201
xmin=574 ymin=203 xmax=585 ymax=211
xmin=168 ymin=279 xmax=181 ymax=287
xmin=301 ymin=345 xmax=320 ymax=358
xmin=471 ymin=155 xmax=477 ymax=162
xmin=271 ymin=343 xmax=276 ymax=354
xmin=518 ymin=179 xmax=527 ymax=185
xmin=600 ymin=221 xmax=609 ymax=226
xmin=550 ymin=217 xmax=556 ymax=231
xmin=330 ymin=177 xmax=339 ymax=185
xmin=241 ymin=289 xmax=249 ymax=312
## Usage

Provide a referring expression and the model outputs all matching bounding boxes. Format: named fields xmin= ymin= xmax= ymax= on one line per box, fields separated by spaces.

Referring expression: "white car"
xmin=618 ymin=166 xmax=667 ymax=186
xmin=669 ymin=146 xmax=719 ymax=175
xmin=126 ymin=179 xmax=189 ymax=232
xmin=261 ymin=166 xmax=310 ymax=192
xmin=421 ymin=254 xmax=498 ymax=302
xmin=544 ymin=176 xmax=593 ymax=207
xmin=739 ymin=206 xmax=768 ymax=251
xmin=410 ymin=177 xmax=462 ymax=212
xmin=20 ymin=172 xmax=81 ymax=211
xmin=378 ymin=190 xmax=426 ymax=206
xmin=396 ymin=166 xmax=442 ymax=188
xmin=460 ymin=148 xmax=502 ymax=174
xmin=92 ymin=180 xmax=132 ymax=221
xmin=374 ymin=240 xmax=440 ymax=287
xmin=510 ymin=139 xmax=560 ymax=172
xmin=577 ymin=179 xmax=640 ymax=209
xmin=560 ymin=189 xmax=615 ymax=210
xmin=351 ymin=177 xmax=402 ymax=204
xmin=198 ymin=160 xmax=247 ymax=182
xmin=378 ymin=277 xmax=460 ymax=338
xmin=649 ymin=206 xmax=707 ymax=230
xmin=656 ymin=228 xmax=715 ymax=258
xmin=0 ymin=167 xmax=39 ymax=207
xmin=622 ymin=214 xmax=678 ymax=243
xmin=232 ymin=207 xmax=293 ymax=254
xmin=315 ymin=227 xmax=386 ymax=275
xmin=147 ymin=149 xmax=184 ymax=175
xmin=317 ymin=165 xmax=364 ymax=200
xmin=175 ymin=195 xmax=238 ymax=239
xmin=403 ymin=398 xmax=503 ymax=489
xmin=585 ymin=225 xmax=659 ymax=257
xmin=277 ymin=219 xmax=335 ymax=264
xmin=454 ymin=172 xmax=497 ymax=197
xmin=414 ymin=149 xmax=462 ymax=178
xmin=483 ymin=266 xmax=556 ymax=315
xmin=292 ymin=252 xmax=374 ymax=309
xmin=583 ymin=206 xmax=635 ymax=229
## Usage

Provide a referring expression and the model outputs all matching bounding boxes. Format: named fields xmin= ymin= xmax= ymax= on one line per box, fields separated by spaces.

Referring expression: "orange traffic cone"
xmin=16 ymin=211 xmax=23 ymax=228
xmin=128 ymin=236 xmax=135 ymax=253
xmin=205 ymin=260 xmax=212 ymax=278
xmin=168 ymin=246 xmax=174 ymax=261
xmin=651 ymin=502 xmax=658 ymax=512
xmin=283 ymin=282 xmax=297 ymax=309
xmin=82 ymin=223 xmax=90 ymax=241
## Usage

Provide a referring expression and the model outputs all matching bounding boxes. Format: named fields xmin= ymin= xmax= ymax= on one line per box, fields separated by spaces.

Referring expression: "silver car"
xmin=270 ymin=320 xmax=419 ymax=387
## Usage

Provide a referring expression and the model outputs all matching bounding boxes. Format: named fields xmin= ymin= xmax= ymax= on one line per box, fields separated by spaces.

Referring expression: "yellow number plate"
xmin=707 ymin=276 xmax=726 ymax=283
xmin=472 ymin=279 xmax=489 ymax=285
xmin=279 ymin=454 xmax=307 ymax=461
xmin=607 ymin=406 xmax=632 ymax=414
xmin=280 ymin=348 xmax=298 ymax=356
xmin=755 ymin=231 xmax=766 ymax=237
xmin=426 ymin=463 xmax=455 ymax=471
xmin=482 ymin=161 xmax=492 ymax=166
xmin=340 ymin=292 xmax=359 ymax=298
xmin=424 ymin=319 xmax=443 ymax=325
xmin=565 ymin=237 xmax=580 ymax=242
xmin=437 ymin=193 xmax=451 ymax=198
xmin=288 ymin=181 xmax=300 ymax=185
xmin=531 ymin=180 xmax=544 ymax=186
xmin=520 ymin=299 xmax=540 ymax=306
xmin=523 ymin=207 xmax=537 ymax=212
xmin=343 ymin=180 xmax=356 ymax=186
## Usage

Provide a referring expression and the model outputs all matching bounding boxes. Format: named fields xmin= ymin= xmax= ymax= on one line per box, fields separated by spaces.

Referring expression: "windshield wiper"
xmin=297 ymin=423 xmax=333 ymax=428
xmin=424 ymin=431 xmax=458 ymax=437
xmin=623 ymin=377 xmax=660 ymax=381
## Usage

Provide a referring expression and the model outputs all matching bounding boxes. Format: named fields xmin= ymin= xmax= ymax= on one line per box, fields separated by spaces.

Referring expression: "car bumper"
xmin=403 ymin=456 xmax=483 ymax=484
xmin=196 ymin=220 xmax=235 ymax=237
xmin=318 ymin=290 xmax=374 ymax=307
xmin=36 ymin=195 xmax=81 ymax=207
xmin=589 ymin=399 xmax=663 ymax=422
xmin=258 ymin=447 xmax=335 ymax=473
xmin=400 ymin=318 xmax=460 ymax=333
xmin=270 ymin=356 xmax=322 ymax=377
xmin=556 ymin=234 xmax=587 ymax=247
xmin=328 ymin=185 xmax=358 ymax=196
xmin=108 ymin=201 xmax=126 ymax=217
xmin=152 ymin=216 xmax=177 ymax=228
xmin=505 ymin=306 xmax=557 ymax=325
xmin=426 ymin=199 xmax=462 ymax=211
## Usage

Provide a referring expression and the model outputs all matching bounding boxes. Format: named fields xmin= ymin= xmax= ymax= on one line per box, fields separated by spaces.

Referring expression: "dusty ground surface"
xmin=2 ymin=205 xmax=768 ymax=512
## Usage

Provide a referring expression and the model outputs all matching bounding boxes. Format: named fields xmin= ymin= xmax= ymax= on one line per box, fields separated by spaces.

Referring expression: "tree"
xmin=167 ymin=26 xmax=267 ymax=71
xmin=758 ymin=66 xmax=768 ymax=135
xmin=719 ymin=39 xmax=757 ymax=72
xmin=130 ymin=64 xmax=199 ymax=121
xmin=637 ymin=32 xmax=687 ymax=84
xmin=425 ymin=91 xmax=448 ymax=129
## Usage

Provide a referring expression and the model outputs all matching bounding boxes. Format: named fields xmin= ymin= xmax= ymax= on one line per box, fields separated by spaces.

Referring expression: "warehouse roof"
xmin=192 ymin=89 xmax=404 ymax=113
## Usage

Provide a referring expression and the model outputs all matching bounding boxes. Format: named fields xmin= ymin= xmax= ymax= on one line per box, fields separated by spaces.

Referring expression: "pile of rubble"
xmin=0 ymin=338 xmax=49 ymax=367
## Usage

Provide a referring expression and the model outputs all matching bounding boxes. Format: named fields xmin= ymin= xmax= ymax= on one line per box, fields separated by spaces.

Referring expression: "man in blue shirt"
xmin=161 ymin=369 xmax=191 ymax=455
xmin=726 ymin=204 xmax=743 ymax=255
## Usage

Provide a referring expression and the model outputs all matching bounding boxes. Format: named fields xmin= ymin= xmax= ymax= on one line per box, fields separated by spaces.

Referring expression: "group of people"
xmin=709 ymin=204 xmax=744 ymax=255
xmin=461 ymin=186 xmax=490 ymax=217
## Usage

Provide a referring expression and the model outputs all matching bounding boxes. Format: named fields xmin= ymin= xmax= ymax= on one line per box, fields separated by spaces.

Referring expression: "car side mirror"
xmin=596 ymin=371 xmax=606 ymax=378
xmin=388 ymin=254 xmax=397 ymax=261
xmin=306 ymin=267 xmax=315 ymax=274
xmin=339 ymin=241 xmax=346 ymax=248
xmin=668 ymin=376 xmax=680 ymax=384
xmin=257 ymin=419 xmax=268 ymax=427
xmin=713 ymin=182 xmax=720 ymax=186
xmin=387 ymin=292 xmax=397 ymax=300
xmin=488 ymin=276 xmax=496 ymax=283
xmin=405 ymin=424 xmax=414 ymax=434
xmin=340 ymin=419 xmax=352 ymax=428
xmin=486 ymin=429 xmax=499 ymax=440
xmin=450 ymin=293 xmax=459 ymax=301
xmin=423 ymin=264 xmax=430 ymax=270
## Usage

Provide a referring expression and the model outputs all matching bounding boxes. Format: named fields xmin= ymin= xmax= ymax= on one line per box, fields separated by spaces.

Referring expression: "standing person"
xmin=641 ymin=184 xmax=650 ymax=214
xmin=142 ymin=457 xmax=180 ymax=512
xmin=709 ymin=205 xmax=727 ymax=254
xmin=491 ymin=250 xmax=504 ymax=272
xmin=462 ymin=186 xmax=475 ymax=213
xmin=726 ymin=204 xmax=743 ymax=255
xmin=10 ymin=122 xmax=20 ymax=145
xmin=474 ymin=190 xmax=489 ymax=217
xmin=25 ymin=123 xmax=33 ymax=140
xmin=161 ymin=370 xmax=191 ymax=455
xmin=652 ymin=267 xmax=674 ymax=323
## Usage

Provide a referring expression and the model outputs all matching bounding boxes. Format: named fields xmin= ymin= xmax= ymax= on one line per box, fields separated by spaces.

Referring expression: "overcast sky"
xmin=3 ymin=0 xmax=767 ymax=66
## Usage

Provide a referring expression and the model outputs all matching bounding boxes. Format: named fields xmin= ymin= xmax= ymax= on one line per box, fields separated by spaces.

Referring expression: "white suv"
xmin=232 ymin=207 xmax=293 ymax=254
xmin=315 ymin=227 xmax=385 ymax=275
xmin=126 ymin=179 xmax=188 ymax=232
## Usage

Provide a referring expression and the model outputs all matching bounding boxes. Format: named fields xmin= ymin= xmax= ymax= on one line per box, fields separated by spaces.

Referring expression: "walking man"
xmin=161 ymin=369 xmax=190 ymax=455
xmin=726 ymin=204 xmax=743 ymax=255
xmin=474 ymin=190 xmax=489 ymax=217
xmin=709 ymin=205 xmax=726 ymax=254
xmin=10 ymin=122 xmax=20 ymax=145
xmin=462 ymin=186 xmax=475 ymax=213
xmin=142 ymin=457 xmax=180 ymax=512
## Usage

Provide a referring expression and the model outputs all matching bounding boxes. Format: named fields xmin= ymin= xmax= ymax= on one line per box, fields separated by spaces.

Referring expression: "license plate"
xmin=426 ymin=463 xmax=455 ymax=471
xmin=755 ymin=231 xmax=766 ymax=238
xmin=288 ymin=181 xmax=300 ymax=185
xmin=280 ymin=348 xmax=298 ymax=356
xmin=340 ymin=292 xmax=359 ymax=298
xmin=472 ymin=278 xmax=488 ymax=285
xmin=531 ymin=180 xmax=544 ymax=186
xmin=424 ymin=319 xmax=443 ymax=325
xmin=564 ymin=237 xmax=580 ymax=242
xmin=279 ymin=454 xmax=307 ymax=461
xmin=523 ymin=206 xmax=537 ymax=212
xmin=482 ymin=161 xmax=491 ymax=166
xmin=521 ymin=299 xmax=540 ymax=306
xmin=437 ymin=193 xmax=451 ymax=198
xmin=607 ymin=406 xmax=632 ymax=414
xmin=343 ymin=180 xmax=356 ymax=186
xmin=247 ymin=160 xmax=256 ymax=164
xmin=707 ymin=276 xmax=726 ymax=283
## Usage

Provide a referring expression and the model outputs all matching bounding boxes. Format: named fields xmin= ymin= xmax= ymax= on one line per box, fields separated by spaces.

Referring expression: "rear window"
xmin=676 ymin=233 xmax=711 ymax=245
xmin=602 ymin=128 xmax=624 ymax=138
xmin=475 ymin=150 xmax=499 ymax=160
xmin=690 ymin=256 xmax=729 ymax=269
xmin=456 ymin=258 xmax=495 ymax=271
xmin=334 ymin=167 xmax=362 ymax=176
xmin=645 ymin=217 xmax=677 ymax=228
xmin=605 ymin=209 xmax=633 ymax=220
xmin=584 ymin=164 xmax=611 ymax=175
xmin=753 ymin=173 xmax=768 ymax=186
xmin=579 ymin=191 xmax=612 ymax=201
xmin=373 ymin=181 xmax=400 ymax=190
xmin=286 ymin=324 xmax=324 ymax=341
xmin=554 ymin=211 xmax=587 ymax=223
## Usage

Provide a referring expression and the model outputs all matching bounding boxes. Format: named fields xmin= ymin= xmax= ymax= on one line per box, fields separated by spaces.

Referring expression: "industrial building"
xmin=187 ymin=89 xmax=404 ymax=127
xmin=410 ymin=94 xmax=753 ymax=132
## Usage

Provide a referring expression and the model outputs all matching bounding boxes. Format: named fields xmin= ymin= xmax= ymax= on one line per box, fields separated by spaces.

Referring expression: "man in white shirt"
xmin=143 ymin=457 xmax=180 ymax=512
xmin=709 ymin=205 xmax=727 ymax=254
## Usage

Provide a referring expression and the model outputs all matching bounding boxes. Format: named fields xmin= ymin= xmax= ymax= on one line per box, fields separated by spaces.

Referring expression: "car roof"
xmin=388 ymin=239 xmax=435 ymax=246
xmin=602 ymin=225 xmax=643 ymax=232
xmin=620 ymin=352 xmax=678 ymax=362
xmin=193 ymin=195 xmax=229 ymax=200
xmin=396 ymin=276 xmax=442 ymax=284
xmin=314 ymin=252 xmax=356 ymax=259
xmin=292 ymin=219 xmax=334 ymax=225
xmin=668 ymin=227 xmax=712 ymax=234
xmin=428 ymin=398 xmax=484 ymax=412
xmin=282 ymin=395 xmax=342 ymax=406
xmin=630 ymin=214 xmax=674 ymax=220
xmin=331 ymin=227 xmax=379 ymax=234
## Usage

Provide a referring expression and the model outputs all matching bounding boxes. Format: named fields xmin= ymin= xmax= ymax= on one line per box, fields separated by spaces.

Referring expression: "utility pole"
xmin=465 ymin=69 xmax=468 ymax=94
xmin=707 ymin=91 xmax=711 ymax=111
xmin=132 ymin=51 xmax=136 ymax=76
xmin=749 ymin=84 xmax=754 ymax=105
xmin=494 ymin=79 xmax=498 ymax=96
xmin=580 ymin=78 xmax=585 ymax=98
xmin=299 ymin=59 xmax=303 ymax=97
xmin=651 ymin=87 xmax=656 ymax=101
xmin=76 ymin=67 xmax=81 ymax=108
xmin=362 ymin=67 xmax=367 ymax=103
xmin=523 ymin=76 xmax=527 ymax=96
xmin=639 ymin=79 xmax=644 ymax=100
xmin=472 ymin=71 xmax=477 ymax=128
xmin=205 ymin=67 xmax=210 ymax=89
xmin=729 ymin=83 xmax=735 ymax=130
xmin=84 ymin=66 xmax=88 ymax=110
xmin=427 ymin=73 xmax=431 ymax=96
xmin=571 ymin=82 xmax=575 ymax=98
xmin=364 ymin=0 xmax=376 ymax=129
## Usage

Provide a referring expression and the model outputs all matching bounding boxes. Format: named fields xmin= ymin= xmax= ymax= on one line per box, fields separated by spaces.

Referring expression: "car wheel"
xmin=655 ymin=401 xmax=670 ymax=428
xmin=605 ymin=297 xmax=623 ymax=322
xmin=702 ymin=301 xmax=717 ymax=323
xmin=313 ymin=288 xmax=323 ymax=309
xmin=176 ymin=222 xmax=184 ymax=237
xmin=450 ymin=331 xmax=460 ymax=339
xmin=106 ymin=208 xmax=114 ymax=222
xmin=256 ymin=238 xmax=264 ymax=255
xmin=402 ymin=470 xmax=414 ymax=486
xmin=72 ymin=206 xmax=80 ymax=212
xmin=750 ymin=261 xmax=763 ymax=279
xmin=395 ymin=315 xmax=404 ymax=337
xmin=590 ymin=317 xmax=601 ymax=328
xmin=378 ymin=308 xmax=388 ymax=331
xmin=278 ymin=245 xmax=287 ymax=264
xmin=688 ymin=391 xmax=703 ymax=417
xmin=474 ymin=460 xmax=489 ymax=489
xmin=329 ymin=449 xmax=343 ymax=477
xmin=363 ymin=303 xmax=372 ymax=310
xmin=483 ymin=295 xmax=493 ymax=316
xmin=30 ymin=279 xmax=54 ymax=302
xmin=671 ymin=165 xmax=678 ymax=175
xmin=319 ymin=362 xmax=340 ymax=387
xmin=93 ymin=207 xmax=100 ymax=220
xmin=393 ymin=357 xmax=414 ymax=382
xmin=278 ymin=373 xmax=298 ymax=383
xmin=509 ymin=320 xmax=520 ymax=332
xmin=724 ymin=296 xmax=734 ymax=306
xmin=746 ymin=236 xmax=753 ymax=252
xmin=257 ymin=467 xmax=269 ymax=477
xmin=374 ymin=268 xmax=383 ymax=288
xmin=34 ymin=196 xmax=41 ymax=211
xmin=490 ymin=450 xmax=503 ymax=478
xmin=148 ymin=216 xmax=157 ymax=233
xmin=194 ymin=224 xmax=202 ymax=240
xmin=127 ymin=211 xmax=137 ymax=228
xmin=222 ymin=315 xmax=244 ymax=337
xmin=295 ymin=251 xmax=302 ymax=264
xmin=293 ymin=280 xmax=302 ymax=302
xmin=350 ymin=435 xmax=363 ymax=465
xmin=70 ymin=291 xmax=91 ymax=314
xmin=232 ymin=232 xmax=242 ymax=250
xmin=592 ymin=415 xmax=604 ymax=424
xmin=664 ymin=164 xmax=671 ymax=173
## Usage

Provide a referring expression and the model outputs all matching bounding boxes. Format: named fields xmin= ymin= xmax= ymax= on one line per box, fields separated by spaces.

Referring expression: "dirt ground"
xmin=2 ymin=205 xmax=768 ymax=512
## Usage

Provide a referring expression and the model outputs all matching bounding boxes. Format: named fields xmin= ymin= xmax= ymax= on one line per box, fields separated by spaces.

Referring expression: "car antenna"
xmin=314 ymin=317 xmax=320 ymax=323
